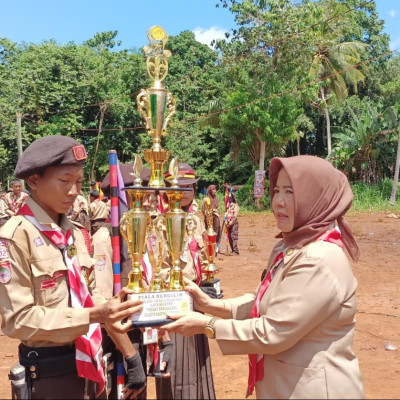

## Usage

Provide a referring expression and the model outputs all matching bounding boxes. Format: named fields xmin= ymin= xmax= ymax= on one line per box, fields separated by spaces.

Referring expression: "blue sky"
xmin=0 ymin=0 xmax=399 ymax=52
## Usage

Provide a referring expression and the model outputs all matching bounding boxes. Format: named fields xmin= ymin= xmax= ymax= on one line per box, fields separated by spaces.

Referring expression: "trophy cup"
xmin=119 ymin=156 xmax=149 ymax=293
xmin=202 ymin=197 xmax=223 ymax=298
xmin=148 ymin=230 xmax=165 ymax=292
xmin=120 ymin=26 xmax=194 ymax=327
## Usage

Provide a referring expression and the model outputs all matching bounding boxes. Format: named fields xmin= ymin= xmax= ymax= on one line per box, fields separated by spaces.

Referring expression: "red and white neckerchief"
xmin=247 ymin=251 xmax=283 ymax=397
xmin=18 ymin=204 xmax=105 ymax=394
xmin=141 ymin=252 xmax=154 ymax=286
xmin=12 ymin=193 xmax=27 ymax=213
xmin=188 ymin=236 xmax=202 ymax=285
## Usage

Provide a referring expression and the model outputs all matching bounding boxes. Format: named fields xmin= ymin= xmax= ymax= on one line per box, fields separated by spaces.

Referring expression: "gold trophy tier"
xmin=118 ymin=26 xmax=197 ymax=326
xmin=137 ymin=25 xmax=176 ymax=187
xmin=202 ymin=197 xmax=219 ymax=281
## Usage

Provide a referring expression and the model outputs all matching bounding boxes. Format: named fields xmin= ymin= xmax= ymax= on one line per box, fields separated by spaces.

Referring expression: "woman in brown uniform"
xmin=0 ymin=136 xmax=142 ymax=399
xmin=161 ymin=155 xmax=365 ymax=399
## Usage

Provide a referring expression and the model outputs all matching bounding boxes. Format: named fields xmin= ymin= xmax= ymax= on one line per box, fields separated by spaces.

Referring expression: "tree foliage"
xmin=0 ymin=0 xmax=399 ymax=200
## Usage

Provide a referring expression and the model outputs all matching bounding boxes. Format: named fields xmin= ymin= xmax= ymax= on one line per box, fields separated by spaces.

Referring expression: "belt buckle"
xmin=27 ymin=350 xmax=38 ymax=359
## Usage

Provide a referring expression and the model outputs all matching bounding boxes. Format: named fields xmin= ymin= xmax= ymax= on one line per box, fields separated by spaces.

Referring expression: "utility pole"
xmin=16 ymin=112 xmax=23 ymax=158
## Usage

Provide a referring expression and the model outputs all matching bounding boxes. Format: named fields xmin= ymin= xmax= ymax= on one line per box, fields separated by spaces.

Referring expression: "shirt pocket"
xmin=30 ymin=256 xmax=68 ymax=307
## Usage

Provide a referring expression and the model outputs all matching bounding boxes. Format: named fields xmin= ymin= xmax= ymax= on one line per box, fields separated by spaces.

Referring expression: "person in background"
xmin=69 ymin=189 xmax=90 ymax=232
xmin=226 ymin=191 xmax=240 ymax=256
xmin=3 ymin=178 xmax=28 ymax=217
xmin=89 ymin=189 xmax=109 ymax=236
xmin=0 ymin=191 xmax=8 ymax=227
xmin=161 ymin=155 xmax=365 ymax=400
xmin=0 ymin=135 xmax=142 ymax=399
xmin=100 ymin=164 xmax=169 ymax=399
xmin=157 ymin=163 xmax=216 ymax=400
xmin=201 ymin=185 xmax=221 ymax=243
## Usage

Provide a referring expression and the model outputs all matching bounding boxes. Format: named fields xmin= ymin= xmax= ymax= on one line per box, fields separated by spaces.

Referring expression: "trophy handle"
xmin=119 ymin=214 xmax=129 ymax=244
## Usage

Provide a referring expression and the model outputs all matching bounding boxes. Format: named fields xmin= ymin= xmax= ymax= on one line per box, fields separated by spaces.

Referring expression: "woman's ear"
xmin=26 ymin=174 xmax=40 ymax=191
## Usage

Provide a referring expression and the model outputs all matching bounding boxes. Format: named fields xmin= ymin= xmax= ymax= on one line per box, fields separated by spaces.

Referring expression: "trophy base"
xmin=128 ymin=290 xmax=193 ymax=328
xmin=202 ymin=278 xmax=223 ymax=299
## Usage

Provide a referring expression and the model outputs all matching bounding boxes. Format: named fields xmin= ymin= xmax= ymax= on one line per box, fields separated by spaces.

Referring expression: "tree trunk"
xmin=255 ymin=136 xmax=266 ymax=210
xmin=389 ymin=120 xmax=400 ymax=205
xmin=91 ymin=103 xmax=108 ymax=181
xmin=259 ymin=139 xmax=265 ymax=171
xmin=320 ymin=87 xmax=332 ymax=155
xmin=16 ymin=112 xmax=23 ymax=158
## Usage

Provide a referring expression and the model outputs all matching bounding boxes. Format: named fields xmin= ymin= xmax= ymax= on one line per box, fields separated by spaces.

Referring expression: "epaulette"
xmin=0 ymin=216 xmax=24 ymax=240
xmin=70 ymin=219 xmax=85 ymax=230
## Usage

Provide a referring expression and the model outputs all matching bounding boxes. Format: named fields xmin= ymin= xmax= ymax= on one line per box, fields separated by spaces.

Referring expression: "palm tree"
xmin=309 ymin=40 xmax=367 ymax=155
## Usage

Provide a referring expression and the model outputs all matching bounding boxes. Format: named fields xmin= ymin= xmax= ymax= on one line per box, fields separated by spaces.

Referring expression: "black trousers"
xmin=228 ymin=221 xmax=239 ymax=254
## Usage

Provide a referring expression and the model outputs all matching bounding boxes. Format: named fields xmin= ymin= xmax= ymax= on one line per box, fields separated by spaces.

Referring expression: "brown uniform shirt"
xmin=91 ymin=226 xmax=113 ymax=302
xmin=0 ymin=197 xmax=92 ymax=347
xmin=4 ymin=192 xmax=28 ymax=217
xmin=0 ymin=198 xmax=7 ymax=219
xmin=71 ymin=194 xmax=89 ymax=219
xmin=89 ymin=199 xmax=109 ymax=221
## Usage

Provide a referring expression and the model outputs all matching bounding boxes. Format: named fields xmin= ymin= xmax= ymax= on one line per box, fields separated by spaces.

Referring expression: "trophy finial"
xmin=168 ymin=157 xmax=180 ymax=187
xmin=130 ymin=155 xmax=144 ymax=186
xmin=144 ymin=25 xmax=171 ymax=84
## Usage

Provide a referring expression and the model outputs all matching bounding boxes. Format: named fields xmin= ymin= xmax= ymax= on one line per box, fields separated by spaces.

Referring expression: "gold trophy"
xmin=202 ymin=198 xmax=222 ymax=298
xmin=137 ymin=25 xmax=175 ymax=187
xmin=119 ymin=156 xmax=149 ymax=293
xmin=120 ymin=26 xmax=193 ymax=327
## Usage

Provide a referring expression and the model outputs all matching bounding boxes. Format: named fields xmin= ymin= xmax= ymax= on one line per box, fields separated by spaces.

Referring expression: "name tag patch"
xmin=40 ymin=271 xmax=66 ymax=291
xmin=33 ymin=237 xmax=44 ymax=247
xmin=0 ymin=261 xmax=12 ymax=284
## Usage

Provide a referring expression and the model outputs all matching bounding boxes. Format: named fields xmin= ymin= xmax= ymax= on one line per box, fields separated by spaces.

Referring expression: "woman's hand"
xmin=183 ymin=277 xmax=212 ymax=312
xmin=161 ymin=311 xmax=211 ymax=337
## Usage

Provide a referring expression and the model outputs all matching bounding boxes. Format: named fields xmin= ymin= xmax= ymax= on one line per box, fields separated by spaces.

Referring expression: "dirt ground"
xmin=0 ymin=212 xmax=399 ymax=399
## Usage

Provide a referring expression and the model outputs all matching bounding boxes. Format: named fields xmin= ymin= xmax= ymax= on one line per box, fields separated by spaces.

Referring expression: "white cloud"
xmin=192 ymin=26 xmax=227 ymax=47
xmin=389 ymin=9 xmax=396 ymax=18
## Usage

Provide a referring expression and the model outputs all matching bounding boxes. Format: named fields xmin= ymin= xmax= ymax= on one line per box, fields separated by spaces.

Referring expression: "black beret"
xmin=90 ymin=189 xmax=100 ymax=198
xmin=14 ymin=135 xmax=87 ymax=179
xmin=101 ymin=164 xmax=151 ymax=192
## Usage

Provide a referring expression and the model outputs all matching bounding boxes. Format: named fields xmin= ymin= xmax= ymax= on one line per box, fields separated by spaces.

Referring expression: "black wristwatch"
xmin=205 ymin=317 xmax=218 ymax=339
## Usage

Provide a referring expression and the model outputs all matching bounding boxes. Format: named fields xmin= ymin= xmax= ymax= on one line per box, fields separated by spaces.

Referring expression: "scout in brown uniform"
xmin=3 ymin=179 xmax=29 ymax=217
xmin=226 ymin=191 xmax=240 ymax=256
xmin=0 ymin=135 xmax=143 ymax=400
xmin=89 ymin=189 xmax=110 ymax=236
xmin=0 ymin=191 xmax=8 ymax=227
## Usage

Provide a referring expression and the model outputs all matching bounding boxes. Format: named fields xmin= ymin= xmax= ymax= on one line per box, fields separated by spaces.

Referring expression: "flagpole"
xmin=108 ymin=149 xmax=125 ymax=398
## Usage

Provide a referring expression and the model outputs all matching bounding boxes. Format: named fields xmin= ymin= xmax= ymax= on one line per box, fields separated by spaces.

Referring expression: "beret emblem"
xmin=72 ymin=145 xmax=87 ymax=161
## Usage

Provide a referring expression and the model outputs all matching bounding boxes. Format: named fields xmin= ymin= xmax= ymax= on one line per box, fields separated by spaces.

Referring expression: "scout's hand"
xmin=183 ymin=278 xmax=212 ymax=312
xmin=161 ymin=312 xmax=210 ymax=337
xmin=104 ymin=287 xmax=143 ymax=333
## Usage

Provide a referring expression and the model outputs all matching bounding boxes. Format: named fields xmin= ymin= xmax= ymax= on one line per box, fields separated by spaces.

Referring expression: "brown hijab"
xmin=269 ymin=155 xmax=359 ymax=261
xmin=207 ymin=184 xmax=219 ymax=210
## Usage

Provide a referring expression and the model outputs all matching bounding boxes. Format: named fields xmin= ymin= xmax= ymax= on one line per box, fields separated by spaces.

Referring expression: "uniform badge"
xmin=67 ymin=244 xmax=77 ymax=257
xmin=0 ymin=261 xmax=12 ymax=284
xmin=33 ymin=237 xmax=44 ymax=247
xmin=95 ymin=255 xmax=106 ymax=271
xmin=0 ymin=246 xmax=10 ymax=259
xmin=72 ymin=145 xmax=87 ymax=161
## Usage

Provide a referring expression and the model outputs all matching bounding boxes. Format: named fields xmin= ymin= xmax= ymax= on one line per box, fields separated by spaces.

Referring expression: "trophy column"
xmin=202 ymin=198 xmax=223 ymax=298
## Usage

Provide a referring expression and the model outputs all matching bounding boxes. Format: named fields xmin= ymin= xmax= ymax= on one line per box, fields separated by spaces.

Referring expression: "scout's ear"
xmin=25 ymin=174 xmax=40 ymax=191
